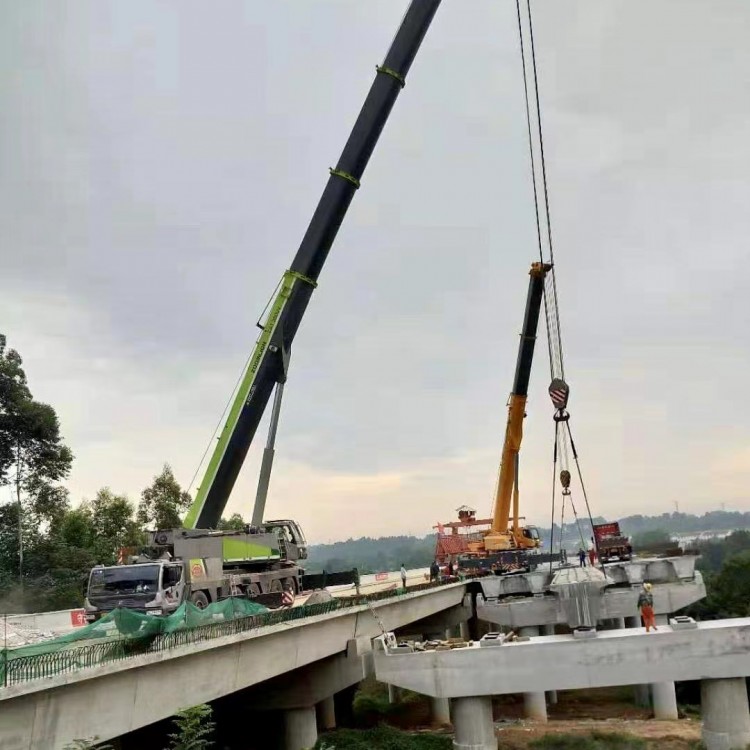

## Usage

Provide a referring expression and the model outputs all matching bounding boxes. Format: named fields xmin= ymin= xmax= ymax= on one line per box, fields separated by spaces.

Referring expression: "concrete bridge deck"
xmin=0 ymin=582 xmax=467 ymax=750
xmin=374 ymin=617 xmax=750 ymax=750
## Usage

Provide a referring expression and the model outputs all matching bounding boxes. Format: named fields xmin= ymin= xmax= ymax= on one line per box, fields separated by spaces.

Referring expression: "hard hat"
xmin=644 ymin=582 xmax=652 ymax=591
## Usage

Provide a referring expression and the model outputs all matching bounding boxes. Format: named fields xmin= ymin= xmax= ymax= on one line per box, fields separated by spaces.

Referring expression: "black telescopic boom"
xmin=194 ymin=1 xmax=443 ymax=528
xmin=512 ymin=262 xmax=551 ymax=398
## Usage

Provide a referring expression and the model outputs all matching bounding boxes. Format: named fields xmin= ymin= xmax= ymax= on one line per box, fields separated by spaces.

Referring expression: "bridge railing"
xmin=1 ymin=575 xmax=475 ymax=688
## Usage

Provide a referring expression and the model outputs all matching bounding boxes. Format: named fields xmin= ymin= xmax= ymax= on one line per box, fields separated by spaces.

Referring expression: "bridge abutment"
xmin=701 ymin=677 xmax=750 ymax=750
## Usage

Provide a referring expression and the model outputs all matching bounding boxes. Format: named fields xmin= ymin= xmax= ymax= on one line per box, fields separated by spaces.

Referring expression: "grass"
xmin=314 ymin=725 xmax=451 ymax=750
xmin=530 ymin=730 xmax=647 ymax=750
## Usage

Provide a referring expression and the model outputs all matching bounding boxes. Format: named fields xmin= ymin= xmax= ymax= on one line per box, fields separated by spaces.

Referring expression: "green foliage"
xmin=63 ymin=739 xmax=114 ymax=749
xmin=695 ymin=530 xmax=750 ymax=574
xmin=217 ymin=513 xmax=246 ymax=531
xmin=167 ymin=704 xmax=215 ymax=750
xmin=530 ymin=731 xmax=646 ymax=750
xmin=306 ymin=535 xmax=437 ymax=575
xmin=630 ymin=529 xmax=672 ymax=552
xmin=313 ymin=725 xmax=451 ymax=750
xmin=138 ymin=464 xmax=192 ymax=530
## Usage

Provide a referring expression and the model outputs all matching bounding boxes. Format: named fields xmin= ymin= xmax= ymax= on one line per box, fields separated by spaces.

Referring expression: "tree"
xmin=631 ymin=529 xmax=672 ymax=552
xmin=137 ymin=464 xmax=192 ymax=530
xmin=218 ymin=513 xmax=246 ymax=531
xmin=167 ymin=705 xmax=215 ymax=750
xmin=705 ymin=550 xmax=750 ymax=619
xmin=87 ymin=488 xmax=143 ymax=564
xmin=0 ymin=334 xmax=73 ymax=583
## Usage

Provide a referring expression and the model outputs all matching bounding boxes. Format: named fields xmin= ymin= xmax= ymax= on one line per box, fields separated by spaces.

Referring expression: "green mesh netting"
xmin=0 ymin=597 xmax=267 ymax=683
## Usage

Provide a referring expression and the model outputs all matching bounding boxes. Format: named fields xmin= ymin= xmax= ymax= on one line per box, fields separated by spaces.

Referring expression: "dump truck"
xmin=592 ymin=521 xmax=632 ymax=563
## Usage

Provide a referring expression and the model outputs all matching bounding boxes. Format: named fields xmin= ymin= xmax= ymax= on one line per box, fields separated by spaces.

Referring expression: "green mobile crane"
xmin=83 ymin=0 xmax=443 ymax=620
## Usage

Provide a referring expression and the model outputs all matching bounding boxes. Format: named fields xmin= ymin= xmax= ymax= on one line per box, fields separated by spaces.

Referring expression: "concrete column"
xmin=649 ymin=615 xmax=677 ymax=719
xmin=460 ymin=621 xmax=470 ymax=640
xmin=624 ymin=615 xmax=650 ymax=707
xmin=542 ymin=625 xmax=557 ymax=705
xmin=388 ymin=683 xmax=398 ymax=704
xmin=445 ymin=627 xmax=456 ymax=640
xmin=431 ymin=696 xmax=451 ymax=726
xmin=652 ymin=682 xmax=678 ymax=720
xmin=701 ymin=677 xmax=750 ymax=750
xmin=519 ymin=626 xmax=547 ymax=722
xmin=317 ymin=695 xmax=336 ymax=731
xmin=451 ymin=696 xmax=497 ymax=750
xmin=284 ymin=706 xmax=318 ymax=750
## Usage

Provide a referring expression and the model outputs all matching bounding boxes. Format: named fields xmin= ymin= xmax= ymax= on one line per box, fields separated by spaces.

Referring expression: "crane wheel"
xmin=270 ymin=579 xmax=283 ymax=593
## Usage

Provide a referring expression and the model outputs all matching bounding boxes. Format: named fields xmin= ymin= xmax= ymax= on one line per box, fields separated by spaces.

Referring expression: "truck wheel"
xmin=270 ymin=579 xmax=283 ymax=593
xmin=190 ymin=591 xmax=210 ymax=610
xmin=283 ymin=577 xmax=297 ymax=595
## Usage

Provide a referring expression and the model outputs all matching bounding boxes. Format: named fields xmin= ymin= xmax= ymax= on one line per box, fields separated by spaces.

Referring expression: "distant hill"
xmin=305 ymin=510 xmax=750 ymax=573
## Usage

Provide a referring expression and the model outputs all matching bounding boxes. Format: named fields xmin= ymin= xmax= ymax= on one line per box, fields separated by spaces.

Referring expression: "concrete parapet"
xmin=701 ymin=677 xmax=750 ymax=750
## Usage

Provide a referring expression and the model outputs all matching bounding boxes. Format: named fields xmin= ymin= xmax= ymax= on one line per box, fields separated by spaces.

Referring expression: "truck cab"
xmin=84 ymin=560 xmax=186 ymax=621
xmin=263 ymin=519 xmax=308 ymax=561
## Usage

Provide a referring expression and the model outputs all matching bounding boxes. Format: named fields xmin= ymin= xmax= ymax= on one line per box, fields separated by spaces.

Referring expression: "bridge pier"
xmin=317 ymin=695 xmax=336 ymax=731
xmin=284 ymin=706 xmax=317 ymax=750
xmin=542 ymin=625 xmax=557 ymax=705
xmin=451 ymin=696 xmax=497 ymax=750
xmin=431 ymin=696 xmax=451 ymax=725
xmin=625 ymin=615 xmax=651 ymax=707
xmin=650 ymin=616 xmax=678 ymax=719
xmin=701 ymin=677 xmax=750 ymax=750
xmin=519 ymin=626 xmax=547 ymax=722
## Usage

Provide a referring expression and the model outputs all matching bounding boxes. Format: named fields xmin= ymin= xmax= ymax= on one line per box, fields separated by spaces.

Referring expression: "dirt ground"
xmin=404 ymin=688 xmax=703 ymax=750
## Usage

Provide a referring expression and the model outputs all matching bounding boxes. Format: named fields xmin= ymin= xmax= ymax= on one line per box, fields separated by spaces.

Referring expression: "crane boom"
xmin=184 ymin=0 xmax=443 ymax=530
xmin=484 ymin=261 xmax=550 ymax=551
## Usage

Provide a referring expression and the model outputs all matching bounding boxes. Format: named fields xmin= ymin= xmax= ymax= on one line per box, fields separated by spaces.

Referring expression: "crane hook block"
xmin=548 ymin=378 xmax=569 ymax=410
xmin=560 ymin=470 xmax=571 ymax=489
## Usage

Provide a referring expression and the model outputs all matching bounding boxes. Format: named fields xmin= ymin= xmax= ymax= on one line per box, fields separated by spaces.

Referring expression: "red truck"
xmin=593 ymin=522 xmax=633 ymax=563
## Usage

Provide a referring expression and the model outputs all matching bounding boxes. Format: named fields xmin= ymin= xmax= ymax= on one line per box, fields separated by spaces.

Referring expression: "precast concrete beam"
xmin=451 ymin=696 xmax=497 ymax=750
xmin=284 ymin=706 xmax=317 ymax=750
xmin=395 ymin=603 xmax=471 ymax=638
xmin=701 ymin=678 xmax=750 ymax=750
xmin=374 ymin=617 xmax=750 ymax=698
xmin=477 ymin=577 xmax=706 ymax=629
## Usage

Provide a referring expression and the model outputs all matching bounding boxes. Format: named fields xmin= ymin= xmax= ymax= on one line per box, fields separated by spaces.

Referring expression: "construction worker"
xmin=578 ymin=547 xmax=587 ymax=567
xmin=430 ymin=560 xmax=440 ymax=583
xmin=638 ymin=582 xmax=657 ymax=632
xmin=588 ymin=537 xmax=597 ymax=567
xmin=400 ymin=563 xmax=407 ymax=590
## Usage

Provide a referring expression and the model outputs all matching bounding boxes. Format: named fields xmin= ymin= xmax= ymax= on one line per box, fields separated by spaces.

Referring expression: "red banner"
xmin=70 ymin=609 xmax=87 ymax=627
xmin=375 ymin=572 xmax=388 ymax=581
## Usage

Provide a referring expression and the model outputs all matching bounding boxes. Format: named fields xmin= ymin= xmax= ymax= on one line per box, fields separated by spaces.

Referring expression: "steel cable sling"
xmin=514 ymin=0 xmax=600 ymax=569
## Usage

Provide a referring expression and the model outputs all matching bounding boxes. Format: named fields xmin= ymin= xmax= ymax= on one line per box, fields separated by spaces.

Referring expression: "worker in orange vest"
xmin=638 ymin=582 xmax=657 ymax=632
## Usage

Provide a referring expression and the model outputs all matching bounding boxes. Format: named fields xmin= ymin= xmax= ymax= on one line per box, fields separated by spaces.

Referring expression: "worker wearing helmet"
xmin=637 ymin=582 xmax=657 ymax=632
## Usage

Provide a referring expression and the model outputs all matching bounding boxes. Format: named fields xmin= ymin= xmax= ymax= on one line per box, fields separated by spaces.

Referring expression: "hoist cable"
xmin=524 ymin=0 xmax=566 ymax=382
xmin=514 ymin=0 xmax=555 ymax=378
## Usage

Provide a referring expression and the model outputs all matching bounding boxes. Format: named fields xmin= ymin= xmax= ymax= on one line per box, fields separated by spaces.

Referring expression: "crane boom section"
xmin=185 ymin=0 xmax=444 ymax=530
xmin=489 ymin=262 xmax=551 ymax=536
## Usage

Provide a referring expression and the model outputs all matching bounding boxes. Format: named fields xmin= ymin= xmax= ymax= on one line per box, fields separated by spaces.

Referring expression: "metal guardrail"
xmin=0 ymin=575 xmax=473 ymax=688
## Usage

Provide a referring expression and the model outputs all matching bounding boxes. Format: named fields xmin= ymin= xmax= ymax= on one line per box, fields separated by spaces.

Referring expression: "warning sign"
xmin=70 ymin=609 xmax=87 ymax=627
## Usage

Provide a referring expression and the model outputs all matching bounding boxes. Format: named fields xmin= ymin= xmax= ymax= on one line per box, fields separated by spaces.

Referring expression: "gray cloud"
xmin=2 ymin=1 xmax=749 ymax=541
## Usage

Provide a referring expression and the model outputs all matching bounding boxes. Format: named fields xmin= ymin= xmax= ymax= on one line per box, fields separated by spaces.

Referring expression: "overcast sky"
xmin=2 ymin=1 xmax=749 ymax=543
